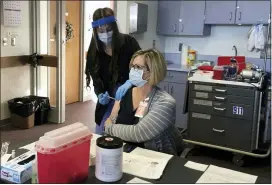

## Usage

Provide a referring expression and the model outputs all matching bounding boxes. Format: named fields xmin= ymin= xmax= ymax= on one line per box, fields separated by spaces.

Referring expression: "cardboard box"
xmin=1 ymin=151 xmax=35 ymax=183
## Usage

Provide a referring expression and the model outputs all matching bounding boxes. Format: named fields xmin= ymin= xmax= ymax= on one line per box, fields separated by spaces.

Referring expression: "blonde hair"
xmin=130 ymin=49 xmax=167 ymax=86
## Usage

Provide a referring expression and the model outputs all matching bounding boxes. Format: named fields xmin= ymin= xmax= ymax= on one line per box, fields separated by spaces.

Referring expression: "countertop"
xmin=167 ymin=64 xmax=196 ymax=72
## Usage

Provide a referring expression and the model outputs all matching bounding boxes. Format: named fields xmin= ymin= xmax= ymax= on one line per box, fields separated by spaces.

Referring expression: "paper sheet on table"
xmin=196 ymin=165 xmax=258 ymax=184
xmin=1 ymin=154 xmax=11 ymax=164
xmin=127 ymin=177 xmax=152 ymax=184
xmin=19 ymin=142 xmax=36 ymax=151
xmin=123 ymin=152 xmax=169 ymax=180
xmin=90 ymin=134 xmax=102 ymax=157
xmin=184 ymin=161 xmax=208 ymax=172
xmin=130 ymin=147 xmax=173 ymax=162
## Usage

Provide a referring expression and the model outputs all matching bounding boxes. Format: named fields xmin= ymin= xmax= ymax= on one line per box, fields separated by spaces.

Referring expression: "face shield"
xmin=92 ymin=16 xmax=117 ymax=44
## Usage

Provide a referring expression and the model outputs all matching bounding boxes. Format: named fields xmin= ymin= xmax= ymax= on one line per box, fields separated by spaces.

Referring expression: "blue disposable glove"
xmin=115 ymin=80 xmax=133 ymax=101
xmin=98 ymin=91 xmax=110 ymax=105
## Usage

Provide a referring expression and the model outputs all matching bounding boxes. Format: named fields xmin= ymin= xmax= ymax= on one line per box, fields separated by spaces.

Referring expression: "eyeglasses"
xmin=130 ymin=64 xmax=150 ymax=72
xmin=97 ymin=25 xmax=113 ymax=33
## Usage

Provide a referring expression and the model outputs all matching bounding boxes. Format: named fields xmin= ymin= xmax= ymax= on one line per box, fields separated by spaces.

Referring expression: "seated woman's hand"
xmin=105 ymin=117 xmax=113 ymax=127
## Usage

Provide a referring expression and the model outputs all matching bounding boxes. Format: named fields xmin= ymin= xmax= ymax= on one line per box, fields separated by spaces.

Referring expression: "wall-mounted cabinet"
xmin=157 ymin=1 xmax=181 ymax=35
xmin=205 ymin=0 xmax=271 ymax=25
xmin=205 ymin=1 xmax=237 ymax=24
xmin=235 ymin=1 xmax=271 ymax=25
xmin=157 ymin=1 xmax=211 ymax=36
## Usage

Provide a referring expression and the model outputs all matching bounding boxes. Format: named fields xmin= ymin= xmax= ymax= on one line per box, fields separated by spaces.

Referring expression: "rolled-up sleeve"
xmin=105 ymin=93 xmax=176 ymax=143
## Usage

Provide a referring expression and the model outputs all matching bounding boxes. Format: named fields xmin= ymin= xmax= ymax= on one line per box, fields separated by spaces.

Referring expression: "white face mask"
xmin=129 ymin=68 xmax=148 ymax=87
xmin=98 ymin=31 xmax=113 ymax=44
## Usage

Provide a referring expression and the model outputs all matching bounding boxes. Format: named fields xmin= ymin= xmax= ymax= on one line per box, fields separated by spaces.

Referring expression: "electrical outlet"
xmin=2 ymin=38 xmax=8 ymax=46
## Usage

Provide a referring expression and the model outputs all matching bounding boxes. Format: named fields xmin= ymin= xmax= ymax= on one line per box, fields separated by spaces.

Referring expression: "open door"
xmin=33 ymin=1 xmax=66 ymax=124
xmin=50 ymin=1 xmax=81 ymax=105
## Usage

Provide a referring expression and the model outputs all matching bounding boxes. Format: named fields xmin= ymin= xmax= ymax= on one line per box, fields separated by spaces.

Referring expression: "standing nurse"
xmin=85 ymin=8 xmax=141 ymax=134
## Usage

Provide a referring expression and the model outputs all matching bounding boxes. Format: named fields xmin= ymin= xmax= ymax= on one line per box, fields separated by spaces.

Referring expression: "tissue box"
xmin=1 ymin=151 xmax=35 ymax=183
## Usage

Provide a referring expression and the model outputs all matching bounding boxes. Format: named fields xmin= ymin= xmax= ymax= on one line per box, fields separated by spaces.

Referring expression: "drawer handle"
xmin=215 ymin=89 xmax=226 ymax=93
xmin=213 ymin=107 xmax=226 ymax=111
xmin=167 ymin=76 xmax=174 ymax=78
xmin=214 ymin=96 xmax=226 ymax=100
xmin=213 ymin=128 xmax=225 ymax=133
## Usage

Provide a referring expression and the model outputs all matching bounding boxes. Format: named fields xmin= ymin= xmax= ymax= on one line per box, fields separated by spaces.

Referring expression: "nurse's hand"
xmin=115 ymin=80 xmax=133 ymax=101
xmin=98 ymin=91 xmax=110 ymax=105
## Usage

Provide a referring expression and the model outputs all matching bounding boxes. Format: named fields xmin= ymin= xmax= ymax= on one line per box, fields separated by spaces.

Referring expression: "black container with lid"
xmin=96 ymin=136 xmax=123 ymax=149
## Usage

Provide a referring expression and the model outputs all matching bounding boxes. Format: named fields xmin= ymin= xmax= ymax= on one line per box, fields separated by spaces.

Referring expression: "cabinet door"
xmin=236 ymin=1 xmax=271 ymax=24
xmin=157 ymin=81 xmax=169 ymax=92
xmin=205 ymin=1 xmax=237 ymax=24
xmin=157 ymin=1 xmax=181 ymax=35
xmin=179 ymin=1 xmax=208 ymax=35
xmin=157 ymin=1 xmax=169 ymax=34
xmin=169 ymin=83 xmax=188 ymax=129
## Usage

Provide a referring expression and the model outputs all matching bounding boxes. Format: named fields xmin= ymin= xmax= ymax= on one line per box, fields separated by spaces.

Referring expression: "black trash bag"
xmin=8 ymin=98 xmax=38 ymax=118
xmin=23 ymin=96 xmax=51 ymax=125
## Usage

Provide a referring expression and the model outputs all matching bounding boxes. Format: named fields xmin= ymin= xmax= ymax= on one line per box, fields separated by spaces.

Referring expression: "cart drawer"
xmin=164 ymin=71 xmax=187 ymax=83
xmin=189 ymin=98 xmax=254 ymax=121
xmin=188 ymin=112 xmax=253 ymax=151
xmin=190 ymin=91 xmax=254 ymax=106
xmin=189 ymin=83 xmax=255 ymax=97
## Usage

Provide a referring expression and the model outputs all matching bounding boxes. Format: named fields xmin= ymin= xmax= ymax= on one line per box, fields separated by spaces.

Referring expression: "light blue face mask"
xmin=98 ymin=31 xmax=113 ymax=44
xmin=129 ymin=68 xmax=149 ymax=87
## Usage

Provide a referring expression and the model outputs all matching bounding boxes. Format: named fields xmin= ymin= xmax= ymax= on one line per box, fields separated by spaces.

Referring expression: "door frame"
xmin=79 ymin=1 xmax=85 ymax=102
xmin=32 ymin=0 xmax=66 ymax=124
xmin=79 ymin=1 xmax=116 ymax=103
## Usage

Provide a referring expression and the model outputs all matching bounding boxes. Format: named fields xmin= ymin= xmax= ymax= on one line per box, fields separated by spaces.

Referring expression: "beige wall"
xmin=1 ymin=1 xmax=32 ymax=120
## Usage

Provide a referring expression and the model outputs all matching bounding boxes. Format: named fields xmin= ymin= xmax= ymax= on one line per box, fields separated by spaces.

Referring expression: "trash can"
xmin=24 ymin=96 xmax=51 ymax=125
xmin=8 ymin=98 xmax=38 ymax=129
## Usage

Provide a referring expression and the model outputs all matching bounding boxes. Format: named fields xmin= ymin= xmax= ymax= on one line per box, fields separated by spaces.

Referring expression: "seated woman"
xmin=104 ymin=49 xmax=184 ymax=156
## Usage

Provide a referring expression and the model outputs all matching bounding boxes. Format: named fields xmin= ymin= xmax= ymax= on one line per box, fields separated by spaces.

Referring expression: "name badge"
xmin=135 ymin=98 xmax=149 ymax=118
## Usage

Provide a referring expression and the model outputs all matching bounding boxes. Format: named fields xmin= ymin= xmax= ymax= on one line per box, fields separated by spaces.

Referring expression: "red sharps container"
xmin=213 ymin=65 xmax=224 ymax=80
xmin=35 ymin=122 xmax=92 ymax=183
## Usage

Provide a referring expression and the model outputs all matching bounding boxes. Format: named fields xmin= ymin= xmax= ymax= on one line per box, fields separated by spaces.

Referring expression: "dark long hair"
xmin=85 ymin=8 xmax=120 ymax=89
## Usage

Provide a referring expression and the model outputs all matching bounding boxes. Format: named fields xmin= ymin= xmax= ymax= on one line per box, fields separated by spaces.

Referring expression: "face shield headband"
xmin=91 ymin=16 xmax=116 ymax=28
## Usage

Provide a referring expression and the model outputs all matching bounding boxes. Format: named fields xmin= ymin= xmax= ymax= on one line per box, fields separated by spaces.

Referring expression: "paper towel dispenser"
xmin=129 ymin=2 xmax=148 ymax=34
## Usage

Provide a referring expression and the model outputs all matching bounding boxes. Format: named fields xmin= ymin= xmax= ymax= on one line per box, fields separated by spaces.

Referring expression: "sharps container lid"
xmin=96 ymin=136 xmax=123 ymax=149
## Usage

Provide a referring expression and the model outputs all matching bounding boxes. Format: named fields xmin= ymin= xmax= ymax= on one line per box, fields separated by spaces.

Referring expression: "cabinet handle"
xmin=174 ymin=24 xmax=177 ymax=32
xmin=213 ymin=128 xmax=225 ymax=133
xmin=181 ymin=24 xmax=184 ymax=32
xmin=215 ymin=88 xmax=226 ymax=93
xmin=171 ymin=86 xmax=173 ymax=94
xmin=239 ymin=12 xmax=242 ymax=20
xmin=213 ymin=107 xmax=226 ymax=111
xmin=229 ymin=12 xmax=232 ymax=20
xmin=214 ymin=96 xmax=226 ymax=100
